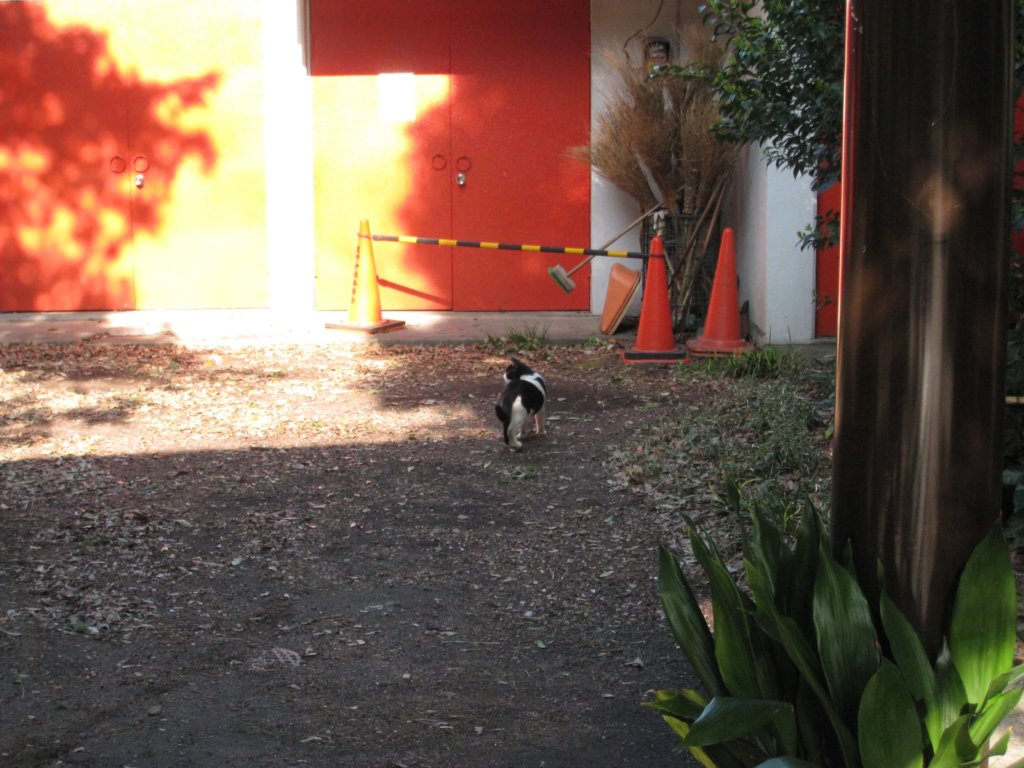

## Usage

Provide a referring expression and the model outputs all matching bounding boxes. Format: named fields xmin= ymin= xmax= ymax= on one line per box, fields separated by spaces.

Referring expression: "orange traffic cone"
xmin=686 ymin=227 xmax=751 ymax=356
xmin=325 ymin=220 xmax=406 ymax=334
xmin=622 ymin=236 xmax=689 ymax=363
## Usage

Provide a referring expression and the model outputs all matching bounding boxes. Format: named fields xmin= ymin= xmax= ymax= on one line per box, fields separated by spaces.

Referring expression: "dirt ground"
xmin=0 ymin=342 xmax=705 ymax=768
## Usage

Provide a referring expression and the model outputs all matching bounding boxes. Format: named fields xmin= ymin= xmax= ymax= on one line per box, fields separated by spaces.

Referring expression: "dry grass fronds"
xmin=575 ymin=27 xmax=739 ymax=328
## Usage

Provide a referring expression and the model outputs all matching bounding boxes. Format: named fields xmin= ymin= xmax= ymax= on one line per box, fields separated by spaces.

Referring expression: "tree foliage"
xmin=657 ymin=0 xmax=1024 ymax=249
xmin=660 ymin=0 xmax=845 ymax=192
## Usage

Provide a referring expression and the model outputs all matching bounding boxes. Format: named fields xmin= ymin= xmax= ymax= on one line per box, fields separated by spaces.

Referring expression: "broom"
xmin=548 ymin=203 xmax=662 ymax=294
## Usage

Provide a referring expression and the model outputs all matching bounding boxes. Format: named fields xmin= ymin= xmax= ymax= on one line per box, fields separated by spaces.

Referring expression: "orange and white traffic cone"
xmin=326 ymin=219 xmax=406 ymax=334
xmin=686 ymin=227 xmax=751 ymax=356
xmin=622 ymin=236 xmax=689 ymax=364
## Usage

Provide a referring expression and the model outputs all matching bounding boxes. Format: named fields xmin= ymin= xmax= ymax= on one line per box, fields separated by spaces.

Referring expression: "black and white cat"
xmin=494 ymin=357 xmax=546 ymax=452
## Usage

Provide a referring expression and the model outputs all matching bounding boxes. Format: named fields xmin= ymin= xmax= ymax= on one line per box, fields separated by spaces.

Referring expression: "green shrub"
xmin=649 ymin=507 xmax=1023 ymax=767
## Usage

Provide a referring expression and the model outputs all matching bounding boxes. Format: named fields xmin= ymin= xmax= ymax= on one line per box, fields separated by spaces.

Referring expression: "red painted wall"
xmin=0 ymin=1 xmax=268 ymax=311
xmin=815 ymin=182 xmax=841 ymax=337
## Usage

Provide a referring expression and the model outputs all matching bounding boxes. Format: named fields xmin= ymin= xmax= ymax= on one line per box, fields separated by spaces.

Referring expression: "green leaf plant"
xmin=648 ymin=508 xmax=1024 ymax=767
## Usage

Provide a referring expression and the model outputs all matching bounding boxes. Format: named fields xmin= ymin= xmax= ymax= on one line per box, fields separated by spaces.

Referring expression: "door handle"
xmin=455 ymin=156 xmax=472 ymax=187
xmin=132 ymin=156 xmax=148 ymax=188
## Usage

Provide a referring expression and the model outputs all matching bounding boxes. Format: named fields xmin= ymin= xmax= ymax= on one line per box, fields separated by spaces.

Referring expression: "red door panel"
xmin=123 ymin=0 xmax=269 ymax=309
xmin=450 ymin=0 xmax=591 ymax=310
xmin=311 ymin=1 xmax=454 ymax=310
xmin=310 ymin=2 xmax=451 ymax=76
xmin=0 ymin=3 xmax=136 ymax=310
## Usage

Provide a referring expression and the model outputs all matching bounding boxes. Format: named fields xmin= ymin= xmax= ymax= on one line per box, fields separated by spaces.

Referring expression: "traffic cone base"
xmin=325 ymin=317 xmax=406 ymax=334
xmin=326 ymin=219 xmax=405 ymax=335
xmin=686 ymin=226 xmax=749 ymax=358
xmin=621 ymin=346 xmax=690 ymax=363
xmin=685 ymin=335 xmax=752 ymax=356
xmin=621 ymin=235 xmax=689 ymax=364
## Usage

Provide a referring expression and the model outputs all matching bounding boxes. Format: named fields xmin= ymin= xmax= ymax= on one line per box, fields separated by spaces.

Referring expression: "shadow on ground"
xmin=0 ymin=343 xmax=699 ymax=767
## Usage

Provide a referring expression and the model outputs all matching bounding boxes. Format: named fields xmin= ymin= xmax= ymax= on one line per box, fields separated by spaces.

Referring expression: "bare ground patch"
xmin=0 ymin=343 xmax=704 ymax=768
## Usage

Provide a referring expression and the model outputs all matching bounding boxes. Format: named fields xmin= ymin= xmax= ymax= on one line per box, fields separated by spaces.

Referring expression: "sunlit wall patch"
xmin=377 ymin=73 xmax=417 ymax=123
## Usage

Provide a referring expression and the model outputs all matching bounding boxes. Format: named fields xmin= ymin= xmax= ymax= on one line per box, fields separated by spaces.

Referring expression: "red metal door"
xmin=449 ymin=0 xmax=590 ymax=310
xmin=311 ymin=1 xmax=454 ymax=310
xmin=310 ymin=0 xmax=590 ymax=312
xmin=0 ymin=2 xmax=135 ymax=310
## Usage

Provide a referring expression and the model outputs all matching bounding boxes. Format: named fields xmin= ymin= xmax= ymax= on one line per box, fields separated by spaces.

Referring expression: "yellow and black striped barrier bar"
xmin=368 ymin=233 xmax=648 ymax=260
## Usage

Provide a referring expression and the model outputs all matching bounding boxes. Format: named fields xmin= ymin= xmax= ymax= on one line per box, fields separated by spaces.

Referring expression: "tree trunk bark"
xmin=831 ymin=0 xmax=1012 ymax=656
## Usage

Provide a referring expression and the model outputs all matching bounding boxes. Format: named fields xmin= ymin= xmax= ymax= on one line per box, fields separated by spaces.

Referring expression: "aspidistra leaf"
xmin=748 ymin=564 xmax=859 ymax=766
xmin=879 ymin=591 xmax=940 ymax=749
xmin=749 ymin=505 xmax=785 ymax=598
xmin=857 ymin=660 xmax=924 ymax=768
xmin=683 ymin=696 xmax=794 ymax=748
xmin=880 ymin=591 xmax=935 ymax=702
xmin=981 ymin=727 xmax=1012 ymax=760
xmin=985 ymin=661 xmax=1024 ymax=701
xmin=933 ymin=643 xmax=969 ymax=737
xmin=967 ymin=687 xmax=1023 ymax=747
xmin=661 ymin=717 xmax=718 ymax=768
xmin=779 ymin=508 xmax=821 ymax=631
xmin=929 ymin=714 xmax=976 ymax=768
xmin=657 ymin=545 xmax=726 ymax=696
xmin=813 ymin=545 xmax=879 ymax=726
xmin=643 ymin=688 xmax=706 ymax=721
xmin=949 ymin=529 xmax=1016 ymax=705
xmin=691 ymin=530 xmax=762 ymax=699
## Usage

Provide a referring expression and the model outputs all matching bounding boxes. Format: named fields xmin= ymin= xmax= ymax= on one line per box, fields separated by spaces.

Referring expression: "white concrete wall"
xmin=262 ymin=0 xmax=316 ymax=313
xmin=762 ymin=164 xmax=816 ymax=344
xmin=728 ymin=145 xmax=817 ymax=344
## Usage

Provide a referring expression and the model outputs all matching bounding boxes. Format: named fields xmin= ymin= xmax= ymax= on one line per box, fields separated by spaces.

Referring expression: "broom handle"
xmin=565 ymin=202 xmax=664 ymax=278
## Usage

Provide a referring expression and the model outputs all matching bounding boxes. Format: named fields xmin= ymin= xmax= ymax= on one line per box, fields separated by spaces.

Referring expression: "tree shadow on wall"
xmin=0 ymin=3 xmax=219 ymax=311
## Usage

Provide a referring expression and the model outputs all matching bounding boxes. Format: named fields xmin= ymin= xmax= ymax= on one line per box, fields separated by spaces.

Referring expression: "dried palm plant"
xmin=575 ymin=30 xmax=739 ymax=329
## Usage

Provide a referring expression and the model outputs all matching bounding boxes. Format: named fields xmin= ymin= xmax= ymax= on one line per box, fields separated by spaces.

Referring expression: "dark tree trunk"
xmin=831 ymin=0 xmax=1013 ymax=655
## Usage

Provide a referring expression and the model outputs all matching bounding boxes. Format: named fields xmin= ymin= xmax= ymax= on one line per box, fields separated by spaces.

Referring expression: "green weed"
xmin=506 ymin=324 xmax=549 ymax=351
xmin=615 ymin=351 xmax=834 ymax=552
xmin=688 ymin=346 xmax=808 ymax=380
xmin=500 ymin=464 xmax=537 ymax=483
xmin=484 ymin=324 xmax=549 ymax=353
